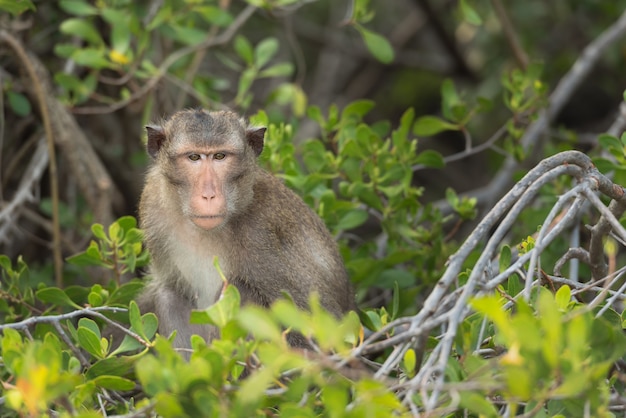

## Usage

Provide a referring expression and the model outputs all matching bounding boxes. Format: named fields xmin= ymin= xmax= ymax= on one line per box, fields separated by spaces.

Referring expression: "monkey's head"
xmin=145 ymin=109 xmax=266 ymax=231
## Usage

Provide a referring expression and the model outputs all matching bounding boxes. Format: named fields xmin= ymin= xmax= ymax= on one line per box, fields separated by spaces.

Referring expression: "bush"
xmin=3 ymin=1 xmax=626 ymax=416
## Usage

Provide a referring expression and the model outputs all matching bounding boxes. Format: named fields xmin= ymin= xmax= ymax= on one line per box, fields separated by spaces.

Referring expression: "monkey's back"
xmin=225 ymin=168 xmax=356 ymax=317
xmin=140 ymin=165 xmax=355 ymax=317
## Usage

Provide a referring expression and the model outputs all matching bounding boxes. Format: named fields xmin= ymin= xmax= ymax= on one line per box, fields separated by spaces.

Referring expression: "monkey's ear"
xmin=246 ymin=127 xmax=266 ymax=157
xmin=146 ymin=125 xmax=166 ymax=159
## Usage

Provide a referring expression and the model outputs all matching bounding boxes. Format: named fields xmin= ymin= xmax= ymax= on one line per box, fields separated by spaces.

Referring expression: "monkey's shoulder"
xmin=251 ymin=170 xmax=328 ymax=230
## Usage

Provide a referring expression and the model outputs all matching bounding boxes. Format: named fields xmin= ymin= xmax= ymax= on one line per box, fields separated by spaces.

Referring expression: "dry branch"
xmin=0 ymin=138 xmax=48 ymax=244
xmin=0 ymin=30 xmax=123 ymax=232
xmin=351 ymin=150 xmax=626 ymax=412
xmin=480 ymin=8 xmax=626 ymax=211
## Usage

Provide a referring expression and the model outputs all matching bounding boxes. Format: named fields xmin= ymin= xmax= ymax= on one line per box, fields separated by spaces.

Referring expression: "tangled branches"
xmin=355 ymin=150 xmax=626 ymax=414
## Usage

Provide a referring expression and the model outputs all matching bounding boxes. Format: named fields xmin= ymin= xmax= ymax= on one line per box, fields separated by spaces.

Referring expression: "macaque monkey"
xmin=137 ymin=109 xmax=355 ymax=350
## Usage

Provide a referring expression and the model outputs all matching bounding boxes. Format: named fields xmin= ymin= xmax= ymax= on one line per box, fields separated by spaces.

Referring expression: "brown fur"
xmin=137 ymin=109 xmax=355 ymax=350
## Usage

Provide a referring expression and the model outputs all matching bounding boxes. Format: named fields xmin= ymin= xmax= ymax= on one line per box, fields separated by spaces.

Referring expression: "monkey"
xmin=136 ymin=109 xmax=355 ymax=351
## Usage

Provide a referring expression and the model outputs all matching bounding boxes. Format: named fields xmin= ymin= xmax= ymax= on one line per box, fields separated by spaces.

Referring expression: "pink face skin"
xmin=176 ymin=148 xmax=237 ymax=230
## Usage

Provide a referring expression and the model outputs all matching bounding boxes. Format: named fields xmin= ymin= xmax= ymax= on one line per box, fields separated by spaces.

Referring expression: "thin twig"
xmin=72 ymin=5 xmax=257 ymax=115
xmin=481 ymin=8 xmax=626 ymax=211
xmin=0 ymin=31 xmax=63 ymax=286
xmin=490 ymin=0 xmax=528 ymax=70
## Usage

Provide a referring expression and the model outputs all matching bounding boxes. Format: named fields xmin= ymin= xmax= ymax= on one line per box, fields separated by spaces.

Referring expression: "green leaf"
xmin=359 ymin=309 xmax=382 ymax=331
xmin=391 ymin=281 xmax=399 ymax=320
xmin=555 ymin=285 xmax=571 ymax=311
xmin=415 ymin=150 xmax=445 ymax=168
xmin=592 ymin=157 xmax=620 ymax=173
xmin=196 ymin=6 xmax=233 ymax=27
xmin=111 ymin=334 xmax=143 ymax=355
xmin=168 ymin=25 xmax=206 ymax=46
xmin=71 ymin=48 xmax=111 ymax=69
xmin=86 ymin=356 xmax=135 ymax=379
xmin=194 ymin=284 xmax=240 ymax=328
xmin=60 ymin=18 xmax=103 ymax=45
xmin=238 ymin=306 xmax=283 ymax=343
xmin=77 ymin=326 xmax=105 ymax=359
xmin=271 ymin=299 xmax=310 ymax=335
xmin=441 ymin=79 xmax=461 ymax=120
xmin=234 ymin=35 xmax=254 ymax=65
xmin=88 ymin=290 xmax=104 ymax=307
xmin=377 ymin=269 xmax=415 ymax=288
xmin=7 ymin=91 xmax=31 ymax=117
xmin=91 ymin=223 xmax=107 ymax=240
xmin=92 ymin=375 xmax=135 ymax=391
xmin=342 ymin=99 xmax=375 ymax=120
xmin=413 ymin=116 xmax=458 ymax=136
xmin=237 ymin=363 xmax=277 ymax=405
xmin=108 ymin=280 xmax=144 ymax=305
xmin=322 ymin=386 xmax=349 ymax=417
xmin=102 ymin=9 xmax=131 ymax=53
xmin=356 ymin=26 xmax=394 ymax=64
xmin=445 ymin=187 xmax=459 ymax=208
xmin=259 ymin=62 xmax=294 ymax=78
xmin=128 ymin=300 xmax=145 ymax=337
xmin=59 ymin=0 xmax=97 ymax=16
xmin=236 ymin=67 xmax=256 ymax=102
xmin=78 ymin=318 xmax=101 ymax=338
xmin=0 ymin=254 xmax=11 ymax=272
xmin=598 ymin=133 xmax=622 ymax=152
xmin=459 ymin=392 xmax=498 ymax=417
xmin=254 ymin=37 xmax=279 ymax=68
xmin=470 ymin=295 xmax=508 ymax=331
xmin=402 ymin=348 xmax=416 ymax=378
xmin=0 ymin=0 xmax=35 ymax=16
xmin=336 ymin=209 xmax=368 ymax=230
xmin=499 ymin=245 xmax=512 ymax=273
xmin=66 ymin=241 xmax=109 ymax=268
xmin=108 ymin=221 xmax=121 ymax=242
xmin=36 ymin=287 xmax=81 ymax=309
xmin=459 ymin=0 xmax=483 ymax=25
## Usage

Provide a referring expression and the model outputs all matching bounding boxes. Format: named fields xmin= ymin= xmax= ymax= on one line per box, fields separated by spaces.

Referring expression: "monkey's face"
xmin=173 ymin=147 xmax=243 ymax=231
xmin=145 ymin=109 xmax=266 ymax=231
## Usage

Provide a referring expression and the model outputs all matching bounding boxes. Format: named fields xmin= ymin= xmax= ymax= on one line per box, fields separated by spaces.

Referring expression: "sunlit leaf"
xmin=59 ymin=0 xmax=96 ymax=16
xmin=356 ymin=25 xmax=394 ymax=64
xmin=36 ymin=288 xmax=81 ymax=309
xmin=415 ymin=150 xmax=445 ymax=168
xmin=254 ymin=37 xmax=279 ymax=68
xmin=60 ymin=18 xmax=103 ymax=45
xmin=413 ymin=116 xmax=458 ymax=136
xmin=7 ymin=91 xmax=31 ymax=117
xmin=459 ymin=0 xmax=483 ymax=25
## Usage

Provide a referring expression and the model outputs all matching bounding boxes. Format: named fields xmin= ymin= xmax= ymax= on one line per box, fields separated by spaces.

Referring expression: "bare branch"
xmin=72 ymin=5 xmax=257 ymax=115
xmin=349 ymin=150 xmax=626 ymax=412
xmin=0 ymin=138 xmax=48 ymax=245
xmin=481 ymin=8 xmax=626 ymax=211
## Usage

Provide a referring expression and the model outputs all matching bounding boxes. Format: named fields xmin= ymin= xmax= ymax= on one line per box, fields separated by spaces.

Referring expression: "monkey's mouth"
xmin=190 ymin=214 xmax=225 ymax=230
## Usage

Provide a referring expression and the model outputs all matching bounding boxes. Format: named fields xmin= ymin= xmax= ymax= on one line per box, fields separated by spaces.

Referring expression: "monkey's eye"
xmin=213 ymin=153 xmax=226 ymax=160
xmin=188 ymin=153 xmax=202 ymax=161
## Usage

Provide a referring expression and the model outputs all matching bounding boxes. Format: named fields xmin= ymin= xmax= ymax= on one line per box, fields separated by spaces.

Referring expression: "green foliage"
xmin=66 ymin=215 xmax=149 ymax=284
xmin=0 ymin=248 xmax=407 ymax=416
xmin=51 ymin=0 xmax=304 ymax=112
xmin=459 ymin=0 xmax=483 ymax=26
xmin=4 ymin=2 xmax=626 ymax=415
xmin=466 ymin=287 xmax=626 ymax=415
xmin=502 ymin=63 xmax=548 ymax=160
xmin=348 ymin=0 xmax=395 ymax=64
xmin=257 ymin=102 xmax=458 ymax=310
xmin=0 ymin=0 xmax=35 ymax=16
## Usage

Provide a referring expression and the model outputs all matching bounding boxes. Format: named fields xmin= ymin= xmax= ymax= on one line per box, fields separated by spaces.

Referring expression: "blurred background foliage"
xmin=2 ymin=0 xmax=626 ymax=311
xmin=2 ymin=0 xmax=626 ymax=416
